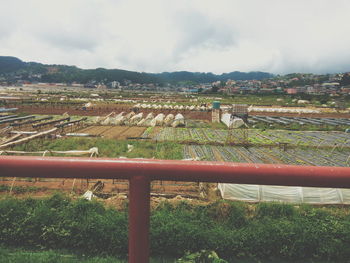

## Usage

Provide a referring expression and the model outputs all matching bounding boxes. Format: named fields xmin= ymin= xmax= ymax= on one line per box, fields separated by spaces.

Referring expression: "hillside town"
xmin=1 ymin=70 xmax=350 ymax=96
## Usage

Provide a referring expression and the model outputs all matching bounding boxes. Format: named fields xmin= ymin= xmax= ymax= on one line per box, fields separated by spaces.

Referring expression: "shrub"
xmin=0 ymin=196 xmax=350 ymax=261
xmin=255 ymin=202 xmax=296 ymax=219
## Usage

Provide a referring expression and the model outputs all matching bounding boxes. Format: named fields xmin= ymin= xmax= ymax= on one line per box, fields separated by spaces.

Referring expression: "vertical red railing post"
xmin=128 ymin=175 xmax=151 ymax=263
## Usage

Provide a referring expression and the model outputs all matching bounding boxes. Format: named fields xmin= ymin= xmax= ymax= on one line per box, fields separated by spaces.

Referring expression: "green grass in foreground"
xmin=0 ymin=247 xmax=335 ymax=263
xmin=11 ymin=138 xmax=183 ymax=159
xmin=1 ymin=194 xmax=350 ymax=262
xmin=0 ymin=247 xmax=122 ymax=263
xmin=0 ymin=247 xmax=175 ymax=263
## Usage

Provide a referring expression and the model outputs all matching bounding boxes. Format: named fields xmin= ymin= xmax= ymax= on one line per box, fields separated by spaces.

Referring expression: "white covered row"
xmin=221 ymin=113 xmax=246 ymax=128
xmin=248 ymin=106 xmax=320 ymax=114
xmin=95 ymin=112 xmax=185 ymax=127
xmin=218 ymin=183 xmax=350 ymax=204
xmin=133 ymin=103 xmax=208 ymax=111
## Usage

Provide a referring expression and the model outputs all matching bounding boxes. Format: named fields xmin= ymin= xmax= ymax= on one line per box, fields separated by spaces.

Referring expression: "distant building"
xmin=286 ymin=88 xmax=297 ymax=94
xmin=110 ymin=81 xmax=120 ymax=88
xmin=97 ymin=84 xmax=107 ymax=90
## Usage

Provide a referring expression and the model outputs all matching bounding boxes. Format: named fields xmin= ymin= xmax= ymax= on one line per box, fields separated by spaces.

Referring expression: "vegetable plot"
xmin=183 ymin=145 xmax=350 ymax=167
xmin=154 ymin=128 xmax=350 ymax=148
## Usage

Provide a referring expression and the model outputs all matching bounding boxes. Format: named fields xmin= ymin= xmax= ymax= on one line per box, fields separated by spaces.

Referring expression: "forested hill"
xmin=153 ymin=71 xmax=273 ymax=83
xmin=0 ymin=56 xmax=273 ymax=84
xmin=0 ymin=56 xmax=26 ymax=73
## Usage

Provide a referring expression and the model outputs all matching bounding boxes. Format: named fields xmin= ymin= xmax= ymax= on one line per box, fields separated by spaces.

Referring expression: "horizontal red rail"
xmin=1 ymin=156 xmax=350 ymax=187
xmin=1 ymin=156 xmax=350 ymax=263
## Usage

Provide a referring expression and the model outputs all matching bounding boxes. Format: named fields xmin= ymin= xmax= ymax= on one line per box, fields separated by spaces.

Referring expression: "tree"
xmin=340 ymin=73 xmax=350 ymax=86
xmin=211 ymin=86 xmax=219 ymax=93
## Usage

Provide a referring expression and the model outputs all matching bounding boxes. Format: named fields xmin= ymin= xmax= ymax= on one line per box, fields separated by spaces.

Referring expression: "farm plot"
xmin=76 ymin=125 xmax=146 ymax=139
xmin=77 ymin=126 xmax=110 ymax=135
xmin=154 ymin=127 xmax=228 ymax=143
xmin=154 ymin=127 xmax=350 ymax=148
xmin=184 ymin=145 xmax=350 ymax=167
xmin=250 ymin=116 xmax=350 ymax=126
xmin=248 ymin=130 xmax=350 ymax=147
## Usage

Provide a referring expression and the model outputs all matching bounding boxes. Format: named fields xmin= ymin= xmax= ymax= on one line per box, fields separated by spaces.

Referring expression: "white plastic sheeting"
xmin=133 ymin=103 xmax=209 ymax=111
xmin=150 ymin=113 xmax=165 ymax=127
xmin=221 ymin=113 xmax=245 ymax=128
xmin=101 ymin=117 xmax=113 ymax=125
xmin=0 ymin=108 xmax=18 ymax=112
xmin=248 ymin=106 xmax=320 ymax=114
xmin=0 ymin=147 xmax=99 ymax=157
xmin=221 ymin=113 xmax=231 ymax=127
xmin=164 ymin=114 xmax=175 ymax=126
xmin=129 ymin=113 xmax=143 ymax=125
xmin=218 ymin=183 xmax=350 ymax=204
xmin=172 ymin=114 xmax=185 ymax=127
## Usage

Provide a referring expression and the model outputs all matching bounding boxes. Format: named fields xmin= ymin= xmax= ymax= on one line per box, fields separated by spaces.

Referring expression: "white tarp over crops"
xmin=218 ymin=183 xmax=350 ymax=204
xmin=164 ymin=114 xmax=175 ymax=126
xmin=221 ymin=113 xmax=245 ymax=128
xmin=129 ymin=112 xmax=143 ymax=125
xmin=248 ymin=106 xmax=320 ymax=114
xmin=0 ymin=147 xmax=99 ymax=157
xmin=221 ymin=113 xmax=231 ymax=127
xmin=172 ymin=114 xmax=185 ymax=127
xmin=0 ymin=108 xmax=18 ymax=112
xmin=150 ymin=113 xmax=165 ymax=127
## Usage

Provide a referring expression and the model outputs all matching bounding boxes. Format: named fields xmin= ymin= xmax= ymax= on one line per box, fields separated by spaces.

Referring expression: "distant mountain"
xmin=220 ymin=71 xmax=273 ymax=81
xmin=0 ymin=56 xmax=273 ymax=84
xmin=0 ymin=56 xmax=160 ymax=84
xmin=0 ymin=56 xmax=26 ymax=74
xmin=154 ymin=71 xmax=273 ymax=83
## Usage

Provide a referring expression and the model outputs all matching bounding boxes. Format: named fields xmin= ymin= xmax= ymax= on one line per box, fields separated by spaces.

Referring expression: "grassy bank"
xmin=0 ymin=194 xmax=350 ymax=262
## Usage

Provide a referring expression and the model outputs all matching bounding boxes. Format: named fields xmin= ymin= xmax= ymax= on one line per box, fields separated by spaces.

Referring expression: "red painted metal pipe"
xmin=1 ymin=156 xmax=350 ymax=188
xmin=1 ymin=155 xmax=350 ymax=263
xmin=129 ymin=176 xmax=150 ymax=263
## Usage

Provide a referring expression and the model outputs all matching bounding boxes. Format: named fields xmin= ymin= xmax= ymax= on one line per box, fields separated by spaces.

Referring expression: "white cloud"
xmin=0 ymin=0 xmax=349 ymax=74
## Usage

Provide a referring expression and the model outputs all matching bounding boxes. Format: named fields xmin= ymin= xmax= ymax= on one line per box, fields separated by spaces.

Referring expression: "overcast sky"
xmin=1 ymin=0 xmax=350 ymax=74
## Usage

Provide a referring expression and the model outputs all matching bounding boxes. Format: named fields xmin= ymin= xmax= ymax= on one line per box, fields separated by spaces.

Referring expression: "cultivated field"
xmin=183 ymin=144 xmax=350 ymax=167
xmin=1 ymin=89 xmax=350 ymax=200
xmin=77 ymin=125 xmax=147 ymax=139
xmin=153 ymin=127 xmax=350 ymax=147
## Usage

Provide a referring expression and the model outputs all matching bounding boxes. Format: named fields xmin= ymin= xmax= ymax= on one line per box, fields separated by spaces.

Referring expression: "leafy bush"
xmin=0 ymin=195 xmax=350 ymax=262
xmin=255 ymin=202 xmax=296 ymax=219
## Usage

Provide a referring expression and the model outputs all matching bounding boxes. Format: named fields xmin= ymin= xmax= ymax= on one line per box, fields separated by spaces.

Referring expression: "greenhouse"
xmin=218 ymin=183 xmax=350 ymax=204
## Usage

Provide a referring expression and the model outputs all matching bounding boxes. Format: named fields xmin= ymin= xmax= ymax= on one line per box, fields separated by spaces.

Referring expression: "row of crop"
xmin=153 ymin=128 xmax=350 ymax=148
xmin=250 ymin=130 xmax=350 ymax=147
xmin=154 ymin=128 xmax=228 ymax=143
xmin=183 ymin=145 xmax=350 ymax=167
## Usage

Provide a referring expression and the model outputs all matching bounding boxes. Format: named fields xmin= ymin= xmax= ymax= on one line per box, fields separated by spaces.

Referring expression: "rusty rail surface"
xmin=1 ymin=156 xmax=350 ymax=263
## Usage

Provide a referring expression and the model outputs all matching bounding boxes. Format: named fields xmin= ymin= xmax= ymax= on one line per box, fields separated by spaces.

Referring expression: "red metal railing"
xmin=1 ymin=156 xmax=350 ymax=263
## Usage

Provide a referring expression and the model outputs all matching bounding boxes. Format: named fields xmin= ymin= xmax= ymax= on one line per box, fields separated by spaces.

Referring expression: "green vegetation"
xmin=1 ymin=194 xmax=350 ymax=262
xmin=0 ymin=247 xmax=124 ymax=263
xmin=0 ymin=247 xmax=175 ymax=263
xmin=251 ymin=121 xmax=349 ymax=132
xmin=0 ymin=56 xmax=25 ymax=74
xmin=340 ymin=73 xmax=350 ymax=86
xmin=0 ymin=185 xmax=48 ymax=195
xmin=11 ymin=138 xmax=183 ymax=159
